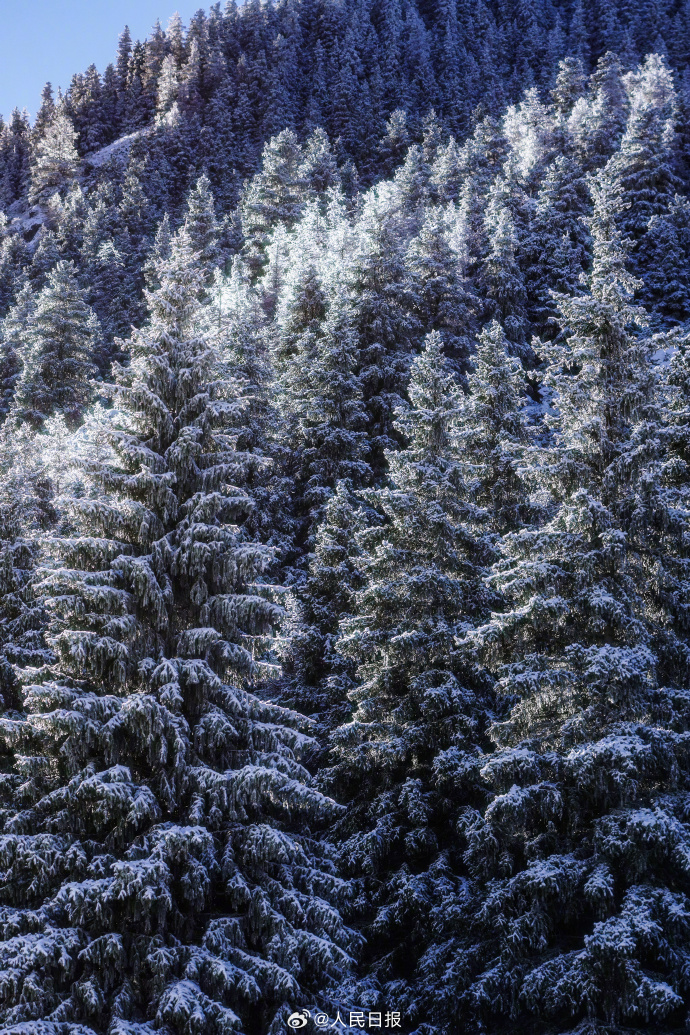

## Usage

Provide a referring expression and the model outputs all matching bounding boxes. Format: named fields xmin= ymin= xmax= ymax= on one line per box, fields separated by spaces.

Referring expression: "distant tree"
xmin=10 ymin=260 xmax=98 ymax=429
xmin=29 ymin=109 xmax=80 ymax=205
xmin=0 ymin=282 xmax=34 ymax=423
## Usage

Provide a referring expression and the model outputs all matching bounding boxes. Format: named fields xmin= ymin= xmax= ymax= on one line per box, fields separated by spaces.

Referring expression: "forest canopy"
xmin=0 ymin=2 xmax=689 ymax=1034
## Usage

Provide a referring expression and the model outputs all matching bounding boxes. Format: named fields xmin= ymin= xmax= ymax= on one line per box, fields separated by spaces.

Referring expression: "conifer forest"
xmin=4 ymin=0 xmax=690 ymax=1032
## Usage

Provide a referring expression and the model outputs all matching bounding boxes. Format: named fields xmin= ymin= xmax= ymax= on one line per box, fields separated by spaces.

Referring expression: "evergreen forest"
xmin=1 ymin=1 xmax=690 ymax=1032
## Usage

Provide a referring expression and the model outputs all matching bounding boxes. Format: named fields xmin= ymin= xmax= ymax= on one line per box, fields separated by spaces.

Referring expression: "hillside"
xmin=0 ymin=3 xmax=689 ymax=1035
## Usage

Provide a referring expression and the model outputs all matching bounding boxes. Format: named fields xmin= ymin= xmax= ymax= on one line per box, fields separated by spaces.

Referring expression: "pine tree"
xmin=10 ymin=260 xmax=98 ymax=430
xmin=455 ymin=319 xmax=531 ymax=533
xmin=551 ymin=55 xmax=587 ymax=116
xmin=115 ymin=25 xmax=134 ymax=129
xmin=0 ymin=108 xmax=31 ymax=208
xmin=607 ymin=54 xmax=684 ymax=301
xmin=0 ymin=226 xmax=357 ymax=1034
xmin=570 ymin=50 xmax=629 ymax=169
xmin=280 ymin=482 xmax=363 ymax=728
xmin=524 ymin=153 xmax=591 ymax=336
xmin=241 ymin=130 xmax=306 ymax=279
xmin=32 ymin=82 xmax=55 ymax=142
xmin=300 ymin=128 xmax=340 ymax=201
xmin=29 ymin=109 xmax=80 ymax=205
xmin=405 ymin=205 xmax=478 ymax=375
xmin=345 ymin=197 xmax=421 ymax=476
xmin=70 ymin=64 xmax=108 ymax=155
xmin=643 ymin=194 xmax=690 ymax=324
xmin=276 ymin=276 xmax=371 ymax=533
xmin=479 ymin=181 xmax=528 ymax=354
xmin=325 ymin=333 xmax=494 ymax=1027
xmin=0 ymin=419 xmax=59 ymax=713
xmin=0 ymin=219 xmax=25 ymax=317
xmin=0 ymin=282 xmax=34 ymax=423
xmin=27 ymin=228 xmax=61 ymax=289
xmin=183 ymin=173 xmax=220 ymax=286
xmin=88 ymin=239 xmax=133 ymax=360
xmin=156 ymin=54 xmax=181 ymax=119
xmin=377 ymin=109 xmax=411 ymax=178
xmin=143 ymin=212 xmax=173 ymax=292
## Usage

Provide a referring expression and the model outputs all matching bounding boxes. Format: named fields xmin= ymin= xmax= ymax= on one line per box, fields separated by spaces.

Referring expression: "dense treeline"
xmin=1 ymin=2 xmax=690 ymax=1034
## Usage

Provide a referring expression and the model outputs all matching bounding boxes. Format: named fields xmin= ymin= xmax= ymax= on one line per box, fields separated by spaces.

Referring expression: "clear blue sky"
xmin=0 ymin=1 xmax=207 ymax=120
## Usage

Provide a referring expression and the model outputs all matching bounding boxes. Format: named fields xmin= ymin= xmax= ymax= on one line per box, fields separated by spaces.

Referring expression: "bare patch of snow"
xmin=83 ymin=127 xmax=152 ymax=170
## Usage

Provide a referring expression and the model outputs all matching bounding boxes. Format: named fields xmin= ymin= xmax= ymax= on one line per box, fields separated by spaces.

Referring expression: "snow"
xmin=82 ymin=128 xmax=152 ymax=170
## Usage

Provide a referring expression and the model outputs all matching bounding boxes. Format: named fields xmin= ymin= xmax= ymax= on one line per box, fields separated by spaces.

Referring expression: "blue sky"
xmin=0 ymin=1 xmax=206 ymax=120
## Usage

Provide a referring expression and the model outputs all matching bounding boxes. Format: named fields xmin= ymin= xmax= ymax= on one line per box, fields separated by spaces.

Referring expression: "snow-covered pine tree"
xmin=0 ymin=226 xmax=357 ymax=1035
xmin=272 ymin=269 xmax=372 ymax=744
xmin=404 ymin=205 xmax=478 ymax=376
xmin=325 ymin=333 xmax=494 ymax=1027
xmin=0 ymin=282 xmax=34 ymax=424
xmin=606 ymin=54 xmax=686 ymax=317
xmin=0 ymin=415 xmax=65 ymax=712
xmin=275 ymin=275 xmax=370 ymax=536
xmin=435 ymin=170 xmax=690 ymax=1034
xmin=27 ymin=228 xmax=62 ymax=290
xmin=280 ymin=482 xmax=363 ymax=730
xmin=143 ymin=212 xmax=173 ymax=292
xmin=29 ymin=108 xmax=80 ymax=206
xmin=643 ymin=194 xmax=690 ymax=325
xmin=183 ymin=172 xmax=220 ymax=287
xmin=10 ymin=260 xmax=98 ymax=431
xmin=344 ymin=195 xmax=421 ymax=477
xmin=213 ymin=253 xmax=294 ymax=562
xmin=453 ymin=318 xmax=532 ymax=534
xmin=524 ymin=152 xmax=591 ymax=337
xmin=87 ymin=240 xmax=134 ymax=363
xmin=569 ymin=50 xmax=629 ymax=169
xmin=241 ymin=130 xmax=306 ymax=280
xmin=608 ymin=53 xmax=680 ymax=249
xmin=479 ymin=180 xmax=529 ymax=356
xmin=0 ymin=108 xmax=31 ymax=210
xmin=551 ymin=56 xmax=587 ymax=117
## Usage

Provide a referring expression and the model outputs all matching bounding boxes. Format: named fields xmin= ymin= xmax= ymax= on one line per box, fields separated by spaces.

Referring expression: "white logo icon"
xmin=287 ymin=1011 xmax=311 ymax=1029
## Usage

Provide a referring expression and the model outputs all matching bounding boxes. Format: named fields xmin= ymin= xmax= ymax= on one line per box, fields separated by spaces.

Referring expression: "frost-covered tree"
xmin=430 ymin=171 xmax=690 ymax=1035
xmin=607 ymin=54 xmax=686 ymax=313
xmin=569 ymin=50 xmax=629 ymax=168
xmin=10 ymin=260 xmax=98 ymax=430
xmin=0 ymin=107 xmax=31 ymax=209
xmin=87 ymin=239 xmax=134 ymax=362
xmin=275 ymin=276 xmax=370 ymax=532
xmin=456 ymin=319 xmax=531 ymax=533
xmin=0 ymin=227 xmax=357 ymax=1034
xmin=643 ymin=194 xmax=690 ymax=324
xmin=143 ymin=212 xmax=173 ymax=292
xmin=524 ymin=153 xmax=591 ymax=335
xmin=280 ymin=482 xmax=363 ymax=728
xmin=608 ymin=53 xmax=680 ymax=249
xmin=405 ymin=205 xmax=478 ymax=374
xmin=183 ymin=172 xmax=220 ymax=286
xmin=241 ymin=130 xmax=306 ymax=279
xmin=0 ymin=282 xmax=33 ymax=423
xmin=345 ymin=199 xmax=421 ymax=475
xmin=0 ymin=419 xmax=60 ymax=712
xmin=29 ymin=109 xmax=80 ymax=205
xmin=479 ymin=183 xmax=528 ymax=353
xmin=325 ymin=333 xmax=494 ymax=1026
